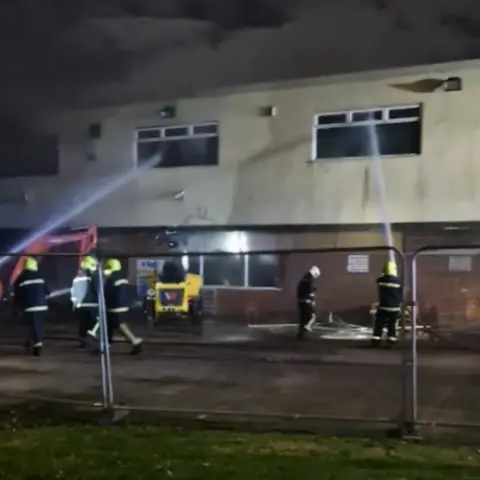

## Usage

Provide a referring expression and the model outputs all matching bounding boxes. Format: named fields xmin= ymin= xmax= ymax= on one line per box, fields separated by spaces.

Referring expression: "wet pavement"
xmin=0 ymin=332 xmax=479 ymax=430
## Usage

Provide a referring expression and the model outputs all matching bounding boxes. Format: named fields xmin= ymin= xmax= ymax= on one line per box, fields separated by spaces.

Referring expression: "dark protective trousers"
xmin=373 ymin=309 xmax=399 ymax=343
xmin=106 ymin=311 xmax=126 ymax=343
xmin=75 ymin=308 xmax=97 ymax=341
xmin=297 ymin=301 xmax=314 ymax=340
xmin=23 ymin=311 xmax=45 ymax=345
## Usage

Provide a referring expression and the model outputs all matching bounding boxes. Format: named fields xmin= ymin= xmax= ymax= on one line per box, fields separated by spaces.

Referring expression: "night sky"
xmin=1 ymin=0 xmax=480 ymax=112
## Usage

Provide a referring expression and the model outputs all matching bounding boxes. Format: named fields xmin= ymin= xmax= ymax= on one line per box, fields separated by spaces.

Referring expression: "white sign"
xmin=347 ymin=254 xmax=369 ymax=273
xmin=136 ymin=259 xmax=164 ymax=296
xmin=137 ymin=259 xmax=158 ymax=271
xmin=448 ymin=255 xmax=472 ymax=272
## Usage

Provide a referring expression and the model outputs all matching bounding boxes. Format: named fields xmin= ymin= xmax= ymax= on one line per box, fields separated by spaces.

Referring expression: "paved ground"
xmin=1 ymin=318 xmax=480 ymax=430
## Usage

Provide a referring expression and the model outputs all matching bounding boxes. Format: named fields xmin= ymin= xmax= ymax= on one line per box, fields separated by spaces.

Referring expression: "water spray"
xmin=0 ymin=154 xmax=161 ymax=268
xmin=366 ymin=118 xmax=395 ymax=264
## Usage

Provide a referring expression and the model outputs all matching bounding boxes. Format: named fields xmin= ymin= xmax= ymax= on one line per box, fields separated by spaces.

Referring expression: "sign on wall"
xmin=136 ymin=258 xmax=164 ymax=296
xmin=448 ymin=255 xmax=472 ymax=272
xmin=347 ymin=254 xmax=369 ymax=273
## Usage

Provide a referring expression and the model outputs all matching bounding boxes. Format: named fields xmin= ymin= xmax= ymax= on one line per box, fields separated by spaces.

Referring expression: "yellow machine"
xmin=153 ymin=273 xmax=203 ymax=323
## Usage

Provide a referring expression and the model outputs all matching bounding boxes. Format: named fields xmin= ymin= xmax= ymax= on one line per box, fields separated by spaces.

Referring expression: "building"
xmin=2 ymin=58 xmax=480 ymax=326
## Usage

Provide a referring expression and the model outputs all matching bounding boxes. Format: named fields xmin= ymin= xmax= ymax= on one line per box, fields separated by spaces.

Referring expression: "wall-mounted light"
xmin=158 ymin=106 xmax=176 ymax=119
xmin=442 ymin=77 xmax=462 ymax=92
xmin=260 ymin=105 xmax=277 ymax=117
xmin=173 ymin=190 xmax=185 ymax=200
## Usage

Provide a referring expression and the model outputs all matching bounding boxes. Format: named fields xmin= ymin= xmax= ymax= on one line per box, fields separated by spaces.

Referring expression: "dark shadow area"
xmin=0 ymin=0 xmax=296 ymax=110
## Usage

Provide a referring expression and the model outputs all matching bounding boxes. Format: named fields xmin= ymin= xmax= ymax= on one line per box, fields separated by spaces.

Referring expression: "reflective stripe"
xmin=114 ymin=279 xmax=128 ymax=286
xmin=33 ymin=342 xmax=42 ymax=347
xmin=19 ymin=279 xmax=45 ymax=287
xmin=24 ymin=306 xmax=48 ymax=312
xmin=378 ymin=306 xmax=401 ymax=312
xmin=371 ymin=336 xmax=381 ymax=340
xmin=378 ymin=282 xmax=401 ymax=288
xmin=108 ymin=307 xmax=129 ymax=313
xmin=388 ymin=337 xmax=397 ymax=342
xmin=73 ymin=276 xmax=91 ymax=283
xmin=77 ymin=303 xmax=98 ymax=308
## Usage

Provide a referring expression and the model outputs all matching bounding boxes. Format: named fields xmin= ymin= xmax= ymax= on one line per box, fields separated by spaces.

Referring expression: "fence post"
xmin=97 ymin=262 xmax=114 ymax=409
xmin=398 ymin=251 xmax=417 ymax=436
xmin=409 ymin=253 xmax=419 ymax=433
xmin=406 ymin=244 xmax=480 ymax=435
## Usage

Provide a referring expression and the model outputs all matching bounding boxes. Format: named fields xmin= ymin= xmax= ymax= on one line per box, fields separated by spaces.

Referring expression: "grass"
xmin=0 ymin=424 xmax=479 ymax=479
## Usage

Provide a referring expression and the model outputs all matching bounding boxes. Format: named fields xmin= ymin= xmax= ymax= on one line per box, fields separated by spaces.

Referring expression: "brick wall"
xmin=11 ymin=226 xmax=480 ymax=330
xmin=405 ymin=231 xmax=480 ymax=328
xmin=215 ymin=250 xmax=398 ymax=326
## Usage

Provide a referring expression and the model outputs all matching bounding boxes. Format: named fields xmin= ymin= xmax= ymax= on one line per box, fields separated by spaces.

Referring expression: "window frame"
xmin=189 ymin=255 xmax=280 ymax=290
xmin=311 ymin=104 xmax=422 ymax=161
xmin=135 ymin=122 xmax=219 ymax=168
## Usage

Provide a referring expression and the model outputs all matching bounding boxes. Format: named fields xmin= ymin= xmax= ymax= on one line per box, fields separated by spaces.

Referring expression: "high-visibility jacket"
xmin=376 ymin=273 xmax=402 ymax=312
xmin=13 ymin=269 xmax=50 ymax=312
xmin=71 ymin=268 xmax=98 ymax=309
xmin=104 ymin=270 xmax=129 ymax=313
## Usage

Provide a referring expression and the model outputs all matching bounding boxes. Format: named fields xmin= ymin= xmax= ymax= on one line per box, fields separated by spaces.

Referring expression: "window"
xmin=184 ymin=254 xmax=201 ymax=274
xmin=184 ymin=254 xmax=279 ymax=288
xmin=247 ymin=254 xmax=279 ymax=288
xmin=179 ymin=232 xmax=280 ymax=289
xmin=136 ymin=122 xmax=219 ymax=168
xmin=204 ymin=253 xmax=245 ymax=287
xmin=313 ymin=105 xmax=421 ymax=160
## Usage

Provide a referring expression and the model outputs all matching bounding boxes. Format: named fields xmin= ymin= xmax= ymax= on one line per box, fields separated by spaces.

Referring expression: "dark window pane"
xmin=204 ymin=253 xmax=245 ymax=287
xmin=376 ymin=121 xmax=421 ymax=156
xmin=315 ymin=121 xmax=421 ymax=159
xmin=137 ymin=141 xmax=162 ymax=166
xmin=388 ymin=107 xmax=420 ymax=119
xmin=316 ymin=113 xmax=347 ymax=125
xmin=193 ymin=124 xmax=218 ymax=135
xmin=351 ymin=110 xmax=383 ymax=122
xmin=248 ymin=254 xmax=279 ymax=288
xmin=164 ymin=126 xmax=189 ymax=137
xmin=186 ymin=255 xmax=201 ymax=274
xmin=0 ymin=132 xmax=59 ymax=177
xmin=315 ymin=125 xmax=367 ymax=158
xmin=137 ymin=129 xmax=161 ymax=140
xmin=155 ymin=137 xmax=219 ymax=168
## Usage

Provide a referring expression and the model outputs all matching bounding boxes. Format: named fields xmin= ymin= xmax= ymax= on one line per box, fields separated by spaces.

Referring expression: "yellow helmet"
xmin=24 ymin=256 xmax=38 ymax=271
xmin=105 ymin=258 xmax=121 ymax=272
xmin=80 ymin=255 xmax=98 ymax=271
xmin=384 ymin=261 xmax=398 ymax=276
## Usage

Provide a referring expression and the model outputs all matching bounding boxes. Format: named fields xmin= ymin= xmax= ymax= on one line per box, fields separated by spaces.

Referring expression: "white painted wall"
xmin=2 ymin=59 xmax=480 ymax=228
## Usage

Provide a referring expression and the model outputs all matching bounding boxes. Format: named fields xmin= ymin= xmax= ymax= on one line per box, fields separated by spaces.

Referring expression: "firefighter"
xmin=86 ymin=266 xmax=111 ymax=341
xmin=13 ymin=256 xmax=50 ymax=356
xmin=371 ymin=261 xmax=402 ymax=347
xmin=103 ymin=258 xmax=142 ymax=354
xmin=71 ymin=255 xmax=99 ymax=349
xmin=142 ymin=272 xmax=157 ymax=322
xmin=160 ymin=258 xmax=186 ymax=283
xmin=143 ymin=287 xmax=156 ymax=327
xmin=296 ymin=265 xmax=321 ymax=340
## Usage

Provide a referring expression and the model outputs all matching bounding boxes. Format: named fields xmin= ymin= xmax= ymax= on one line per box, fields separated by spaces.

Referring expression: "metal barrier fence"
xmin=411 ymin=245 xmax=480 ymax=431
xmin=99 ymin=246 xmax=408 ymax=430
xmin=7 ymin=245 xmax=465 ymax=435
xmin=0 ymin=252 xmax=107 ymax=410
xmin=5 ymin=244 xmax=480 ymax=435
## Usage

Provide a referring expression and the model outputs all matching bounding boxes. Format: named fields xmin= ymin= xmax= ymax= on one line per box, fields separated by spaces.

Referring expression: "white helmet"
xmin=309 ymin=265 xmax=321 ymax=278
